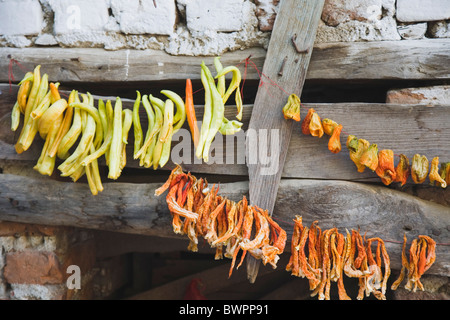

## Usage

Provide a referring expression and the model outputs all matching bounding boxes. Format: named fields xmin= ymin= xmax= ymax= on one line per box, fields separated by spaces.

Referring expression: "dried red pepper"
xmin=328 ymin=124 xmax=343 ymax=154
xmin=394 ymin=154 xmax=410 ymax=186
xmin=375 ymin=149 xmax=396 ymax=185
xmin=301 ymin=108 xmax=315 ymax=135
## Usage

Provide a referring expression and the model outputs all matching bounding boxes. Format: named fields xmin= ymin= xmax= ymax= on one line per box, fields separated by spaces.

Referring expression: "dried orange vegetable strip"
xmin=286 ymin=215 xmax=303 ymax=277
xmin=391 ymin=234 xmax=437 ymax=293
xmin=307 ymin=221 xmax=322 ymax=290
xmin=259 ymin=208 xmax=287 ymax=268
xmin=391 ymin=234 xmax=408 ymax=290
xmin=334 ymin=232 xmax=351 ymax=300
xmin=204 ymin=197 xmax=227 ymax=246
xmin=365 ymin=237 xmax=391 ymax=300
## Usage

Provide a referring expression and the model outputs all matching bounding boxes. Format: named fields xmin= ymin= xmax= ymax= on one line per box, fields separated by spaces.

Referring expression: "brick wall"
xmin=0 ymin=222 xmax=96 ymax=300
xmin=0 ymin=0 xmax=449 ymax=55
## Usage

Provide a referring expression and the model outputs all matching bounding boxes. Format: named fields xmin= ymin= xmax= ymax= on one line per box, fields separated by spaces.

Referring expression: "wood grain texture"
xmin=247 ymin=0 xmax=324 ymax=212
xmin=2 ymin=47 xmax=265 ymax=83
xmin=245 ymin=0 xmax=325 ymax=282
xmin=310 ymin=39 xmax=450 ymax=80
xmin=2 ymin=39 xmax=450 ymax=83
xmin=0 ymin=173 xmax=448 ymax=276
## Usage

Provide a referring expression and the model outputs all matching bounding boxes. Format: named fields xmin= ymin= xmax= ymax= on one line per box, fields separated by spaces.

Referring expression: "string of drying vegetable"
xmin=155 ymin=164 xmax=437 ymax=300
xmin=282 ymin=93 xmax=450 ymax=188
xmin=10 ymin=58 xmax=243 ymax=195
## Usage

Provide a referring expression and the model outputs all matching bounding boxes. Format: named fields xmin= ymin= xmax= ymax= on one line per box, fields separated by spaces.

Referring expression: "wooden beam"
xmin=308 ymin=39 xmax=450 ymax=80
xmin=2 ymin=47 xmax=265 ymax=83
xmin=246 ymin=0 xmax=325 ymax=282
xmin=2 ymin=39 xmax=450 ymax=83
xmin=0 ymin=173 xmax=448 ymax=276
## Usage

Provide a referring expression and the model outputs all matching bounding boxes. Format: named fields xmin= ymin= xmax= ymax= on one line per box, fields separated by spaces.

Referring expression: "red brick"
xmin=4 ymin=251 xmax=64 ymax=285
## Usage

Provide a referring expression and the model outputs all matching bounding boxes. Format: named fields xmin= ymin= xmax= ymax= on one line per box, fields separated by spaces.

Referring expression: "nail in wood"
xmin=292 ymin=34 xmax=309 ymax=54
xmin=278 ymin=56 xmax=288 ymax=76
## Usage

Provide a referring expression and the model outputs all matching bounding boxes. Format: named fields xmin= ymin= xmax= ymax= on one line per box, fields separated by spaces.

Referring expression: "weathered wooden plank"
xmin=246 ymin=0 xmax=325 ymax=282
xmin=2 ymin=84 xmax=450 ymax=184
xmin=247 ymin=0 xmax=324 ymax=217
xmin=2 ymin=39 xmax=450 ymax=83
xmin=309 ymin=39 xmax=450 ymax=80
xmin=1 ymin=47 xmax=265 ymax=83
xmin=0 ymin=173 xmax=448 ymax=276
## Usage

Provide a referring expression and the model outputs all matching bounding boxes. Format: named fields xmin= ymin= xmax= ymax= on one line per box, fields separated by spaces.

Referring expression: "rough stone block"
xmin=428 ymin=20 xmax=450 ymax=38
xmin=397 ymin=0 xmax=450 ymax=23
xmin=386 ymin=85 xmax=450 ymax=105
xmin=111 ymin=0 xmax=176 ymax=35
xmin=322 ymin=0 xmax=383 ymax=27
xmin=35 ymin=34 xmax=58 ymax=46
xmin=49 ymin=0 xmax=110 ymax=34
xmin=397 ymin=22 xmax=427 ymax=40
xmin=315 ymin=16 xmax=401 ymax=43
xmin=10 ymin=284 xmax=66 ymax=300
xmin=254 ymin=0 xmax=280 ymax=31
xmin=185 ymin=0 xmax=245 ymax=32
xmin=0 ymin=0 xmax=44 ymax=36
xmin=4 ymin=251 xmax=64 ymax=285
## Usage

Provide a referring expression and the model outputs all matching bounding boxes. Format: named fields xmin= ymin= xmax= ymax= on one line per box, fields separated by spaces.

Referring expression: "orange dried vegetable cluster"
xmin=391 ymin=234 xmax=436 ymax=292
xmin=286 ymin=216 xmax=391 ymax=300
xmin=290 ymin=106 xmax=450 ymax=188
xmin=155 ymin=165 xmax=287 ymax=277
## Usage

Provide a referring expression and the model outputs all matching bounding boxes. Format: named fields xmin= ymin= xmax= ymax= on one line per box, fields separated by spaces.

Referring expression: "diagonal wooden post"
xmin=245 ymin=0 xmax=325 ymax=283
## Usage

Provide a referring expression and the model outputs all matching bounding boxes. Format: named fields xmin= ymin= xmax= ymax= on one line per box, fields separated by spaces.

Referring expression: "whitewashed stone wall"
xmin=0 ymin=0 xmax=449 ymax=55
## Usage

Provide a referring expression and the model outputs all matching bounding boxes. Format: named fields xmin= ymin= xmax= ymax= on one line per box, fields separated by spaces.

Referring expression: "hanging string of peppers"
xmin=286 ymin=216 xmax=391 ymax=300
xmin=282 ymin=94 xmax=449 ymax=188
xmin=10 ymin=59 xmax=243 ymax=196
xmin=154 ymin=164 xmax=287 ymax=278
xmin=11 ymin=65 xmax=186 ymax=195
xmin=155 ymin=165 xmax=437 ymax=300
